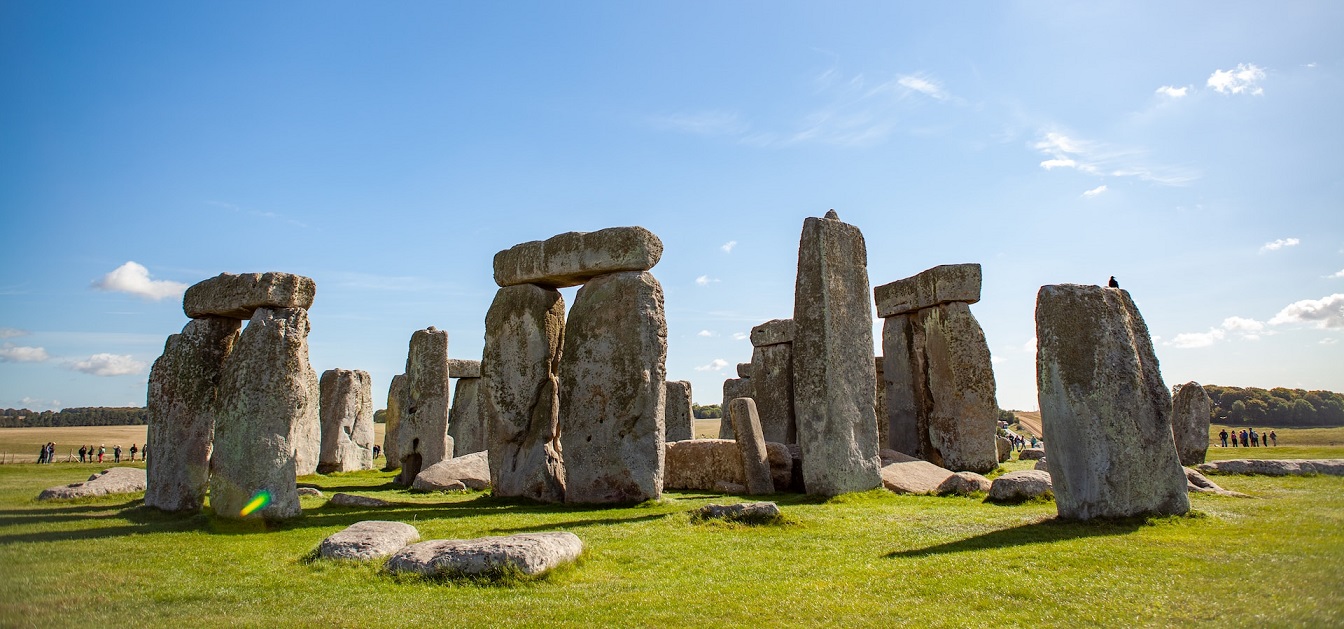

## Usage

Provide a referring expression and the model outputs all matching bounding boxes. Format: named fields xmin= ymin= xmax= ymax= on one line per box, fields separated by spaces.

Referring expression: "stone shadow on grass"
xmin=0 ymin=498 xmax=144 ymax=527
xmin=885 ymin=517 xmax=1145 ymax=558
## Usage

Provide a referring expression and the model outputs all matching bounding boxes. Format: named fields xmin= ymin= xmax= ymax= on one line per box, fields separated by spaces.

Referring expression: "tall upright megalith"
xmin=146 ymin=316 xmax=240 ymax=513
xmin=318 ymin=369 xmax=374 ymax=473
xmin=1172 ymin=382 xmax=1212 ymax=466
xmin=483 ymin=284 xmax=567 ymax=502
xmin=664 ymin=380 xmax=694 ymax=442
xmin=749 ymin=318 xmax=796 ymax=444
xmin=395 ymin=327 xmax=453 ymax=485
xmin=717 ymin=376 xmax=752 ymax=440
xmin=447 ymin=359 xmax=487 ymax=456
xmin=792 ymin=211 xmax=882 ymax=496
xmin=1036 ymin=284 xmax=1189 ymax=520
xmin=382 ymin=374 xmax=406 ymax=470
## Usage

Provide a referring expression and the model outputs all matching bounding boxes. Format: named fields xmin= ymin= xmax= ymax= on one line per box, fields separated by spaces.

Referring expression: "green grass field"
xmin=2 ymin=434 xmax=1342 ymax=628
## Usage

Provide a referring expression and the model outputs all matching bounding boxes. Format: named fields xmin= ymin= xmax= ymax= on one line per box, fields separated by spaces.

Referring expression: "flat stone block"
xmin=750 ymin=318 xmax=795 ymax=347
xmin=318 ymin=521 xmax=420 ymax=561
xmin=183 ymin=272 xmax=316 ymax=319
xmin=448 ymin=359 xmax=481 ymax=379
xmin=493 ymin=226 xmax=663 ymax=288
xmin=874 ymin=263 xmax=981 ymax=318
xmin=386 ymin=532 xmax=584 ymax=578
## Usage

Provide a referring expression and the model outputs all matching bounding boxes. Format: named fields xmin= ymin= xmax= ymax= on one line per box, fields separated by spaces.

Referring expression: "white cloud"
xmin=1207 ymin=63 xmax=1266 ymax=95
xmin=1329 ymin=269 xmax=1344 ymax=279
xmin=1022 ymin=336 xmax=1037 ymax=354
xmin=92 ymin=262 xmax=188 ymax=301
xmin=697 ymin=330 xmax=715 ymax=337
xmin=1082 ymin=185 xmax=1108 ymax=198
xmin=694 ymin=358 xmax=730 ymax=372
xmin=19 ymin=397 xmax=61 ymax=411
xmin=1155 ymin=85 xmax=1189 ymax=98
xmin=990 ymin=356 xmax=1006 ymax=365
xmin=1169 ymin=328 xmax=1226 ymax=349
xmin=65 ymin=353 xmax=147 ymax=376
xmin=0 ymin=344 xmax=49 ymax=362
xmin=0 ymin=327 xmax=28 ymax=339
xmin=1040 ymin=158 xmax=1078 ymax=170
xmin=1221 ymin=316 xmax=1265 ymax=333
xmin=732 ymin=332 xmax=749 ymax=341
xmin=1259 ymin=237 xmax=1300 ymax=253
xmin=1168 ymin=316 xmax=1268 ymax=349
xmin=1269 ymin=293 xmax=1344 ymax=329
xmin=1032 ymin=130 xmax=1196 ymax=185
xmin=895 ymin=74 xmax=950 ymax=100
xmin=721 ymin=241 xmax=738 ymax=253
xmin=696 ymin=275 xmax=721 ymax=286
xmin=1322 ymin=337 xmax=1339 ymax=345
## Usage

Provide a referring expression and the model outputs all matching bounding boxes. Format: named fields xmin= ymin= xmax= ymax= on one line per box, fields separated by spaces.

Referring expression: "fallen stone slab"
xmin=1196 ymin=459 xmax=1344 ymax=477
xmin=329 ymin=493 xmax=393 ymax=507
xmin=880 ymin=451 xmax=956 ymax=495
xmin=413 ymin=451 xmax=491 ymax=491
xmin=318 ymin=521 xmax=421 ymax=561
xmin=38 ymin=468 xmax=147 ymax=501
xmin=938 ymin=471 xmax=992 ymax=495
xmin=986 ymin=470 xmax=1053 ymax=503
xmin=1018 ymin=448 xmax=1045 ymax=460
xmin=183 ymin=272 xmax=316 ymax=319
xmin=693 ymin=502 xmax=781 ymax=524
xmin=1184 ymin=468 xmax=1250 ymax=498
xmin=297 ymin=487 xmax=324 ymax=497
xmin=447 ymin=359 xmax=481 ymax=379
xmin=750 ymin=318 xmax=795 ymax=347
xmin=493 ymin=226 xmax=663 ymax=289
xmin=873 ymin=263 xmax=981 ymax=318
xmin=386 ymin=532 xmax=583 ymax=578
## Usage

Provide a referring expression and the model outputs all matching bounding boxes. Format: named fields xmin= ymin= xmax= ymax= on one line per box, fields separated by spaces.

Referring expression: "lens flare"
xmin=240 ymin=490 xmax=272 ymax=517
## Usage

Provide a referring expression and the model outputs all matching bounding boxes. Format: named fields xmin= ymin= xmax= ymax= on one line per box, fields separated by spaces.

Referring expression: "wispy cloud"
xmin=695 ymin=275 xmax=721 ymax=286
xmin=0 ymin=328 xmax=28 ymax=339
xmin=0 ymin=344 xmax=49 ymax=362
xmin=894 ymin=74 xmax=950 ymax=101
xmin=1322 ymin=337 xmax=1339 ymax=345
xmin=1208 ymin=63 xmax=1266 ymax=95
xmin=1330 ymin=269 xmax=1344 ymax=279
xmin=732 ymin=332 xmax=749 ymax=341
xmin=721 ymin=241 xmax=738 ymax=253
xmin=92 ymin=262 xmax=188 ymax=301
xmin=19 ymin=397 xmax=61 ymax=411
xmin=694 ymin=358 xmax=730 ymax=372
xmin=1167 ymin=316 xmax=1267 ymax=348
xmin=1155 ymin=85 xmax=1189 ymax=98
xmin=65 ymin=353 xmax=147 ymax=376
xmin=1032 ymin=130 xmax=1197 ymax=186
xmin=1169 ymin=329 xmax=1226 ymax=348
xmin=697 ymin=330 xmax=715 ymax=337
xmin=647 ymin=111 xmax=747 ymax=137
xmin=1082 ymin=185 xmax=1108 ymax=198
xmin=1260 ymin=237 xmax=1300 ymax=253
xmin=1269 ymin=293 xmax=1344 ymax=329
xmin=1023 ymin=336 xmax=1037 ymax=354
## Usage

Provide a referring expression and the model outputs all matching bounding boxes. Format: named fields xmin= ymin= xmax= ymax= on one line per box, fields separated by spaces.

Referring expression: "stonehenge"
xmin=1171 ymin=381 xmax=1212 ymax=466
xmin=875 ymin=264 xmax=999 ymax=474
xmin=395 ymin=327 xmax=454 ymax=485
xmin=1035 ymin=284 xmax=1189 ymax=520
xmin=664 ymin=380 xmax=694 ymax=442
xmin=728 ymin=397 xmax=774 ymax=495
xmin=749 ymin=318 xmax=796 ymax=444
xmin=717 ymin=376 xmax=751 ymax=440
xmin=382 ymin=374 xmax=407 ymax=470
xmin=448 ymin=359 xmax=487 ymax=456
xmin=318 ymin=369 xmax=374 ymax=473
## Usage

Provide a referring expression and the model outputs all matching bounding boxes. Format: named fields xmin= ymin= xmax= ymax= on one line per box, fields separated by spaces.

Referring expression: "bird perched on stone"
xmin=1108 ymin=276 xmax=1120 ymax=288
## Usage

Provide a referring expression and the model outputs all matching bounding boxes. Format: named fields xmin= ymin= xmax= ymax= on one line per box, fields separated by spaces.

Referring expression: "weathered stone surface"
xmin=996 ymin=436 xmax=1013 ymax=463
xmin=880 ymin=450 xmax=956 ymax=495
xmin=297 ymin=486 xmax=323 ymax=497
xmin=183 ymin=272 xmax=316 ymax=319
xmin=939 ymin=471 xmax=992 ymax=495
xmin=736 ymin=362 xmax=753 ymax=378
xmin=1184 ymin=467 xmax=1249 ymax=497
xmin=386 ymin=532 xmax=583 ymax=577
xmin=1172 ymin=382 xmax=1212 ymax=466
xmin=38 ymin=468 xmax=147 ymax=501
xmin=915 ymin=303 xmax=999 ymax=474
xmin=1034 ymin=458 xmax=1050 ymax=472
xmin=448 ymin=378 xmax=486 ymax=456
xmin=483 ymin=284 xmax=567 ymax=502
xmin=382 ymin=374 xmax=406 ymax=471
xmin=664 ymin=380 xmax=694 ymax=442
xmin=318 ymin=521 xmax=420 ymax=561
xmin=750 ymin=318 xmax=795 ymax=347
xmin=874 ymin=356 xmax=887 ymax=450
xmin=493 ymin=226 xmax=663 ymax=289
xmin=1196 ymin=459 xmax=1344 ymax=477
xmin=146 ymin=316 xmax=238 ymax=513
xmin=664 ymin=439 xmax=793 ymax=492
xmin=693 ymin=502 xmax=781 ymax=524
xmin=881 ymin=314 xmax=919 ymax=455
xmin=729 ymin=398 xmax=774 ymax=495
xmin=713 ymin=480 xmax=747 ymax=494
xmin=987 ymin=470 xmax=1053 ymax=503
xmin=1036 ymin=284 xmax=1189 ymax=520
xmin=750 ymin=343 xmax=795 ymax=444
xmin=792 ymin=214 xmax=882 ymax=496
xmin=211 ymin=307 xmax=319 ymax=520
xmin=318 ymin=369 xmax=374 ymax=473
xmin=395 ymin=327 xmax=453 ymax=485
xmin=717 ymin=377 xmax=752 ymax=439
xmin=1018 ymin=448 xmax=1045 ymax=460
xmin=447 ymin=359 xmax=481 ymax=379
xmin=873 ymin=263 xmax=981 ymax=318
xmin=559 ymin=271 xmax=667 ymax=504
xmin=413 ymin=451 xmax=491 ymax=491
xmin=329 ymin=493 xmax=393 ymax=507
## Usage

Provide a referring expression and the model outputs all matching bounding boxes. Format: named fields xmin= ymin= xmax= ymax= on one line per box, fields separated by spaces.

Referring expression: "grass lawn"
xmin=3 ymin=448 xmax=1343 ymax=627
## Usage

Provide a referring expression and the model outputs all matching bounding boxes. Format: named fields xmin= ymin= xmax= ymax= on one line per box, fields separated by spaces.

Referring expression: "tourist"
xmin=1251 ymin=429 xmax=1259 ymax=447
xmin=113 ymin=445 xmax=122 ymax=463
xmin=1240 ymin=431 xmax=1249 ymax=448
xmin=129 ymin=444 xmax=138 ymax=462
xmin=372 ymin=444 xmax=381 ymax=459
xmin=98 ymin=444 xmax=106 ymax=463
xmin=1270 ymin=430 xmax=1278 ymax=446
xmin=37 ymin=444 xmax=47 ymax=464
xmin=142 ymin=442 xmax=149 ymax=462
xmin=78 ymin=445 xmax=87 ymax=463
xmin=46 ymin=442 xmax=55 ymax=464
xmin=1219 ymin=429 xmax=1228 ymax=448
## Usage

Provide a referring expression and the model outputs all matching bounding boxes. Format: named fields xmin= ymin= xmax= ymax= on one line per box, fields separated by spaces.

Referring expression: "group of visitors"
xmin=35 ymin=442 xmax=56 ymax=463
xmin=1218 ymin=428 xmax=1276 ymax=448
xmin=71 ymin=443 xmax=149 ymax=463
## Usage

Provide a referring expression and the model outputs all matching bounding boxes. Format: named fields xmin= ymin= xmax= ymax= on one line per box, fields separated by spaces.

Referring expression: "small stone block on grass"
xmin=693 ymin=502 xmax=782 ymax=525
xmin=386 ymin=532 xmax=583 ymax=579
xmin=318 ymin=521 xmax=421 ymax=561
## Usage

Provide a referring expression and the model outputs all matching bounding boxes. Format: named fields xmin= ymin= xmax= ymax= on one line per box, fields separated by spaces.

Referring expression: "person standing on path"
xmin=113 ymin=445 xmax=122 ymax=463
xmin=98 ymin=444 xmax=105 ymax=463
xmin=1219 ymin=429 xmax=1228 ymax=448
xmin=129 ymin=444 xmax=138 ymax=462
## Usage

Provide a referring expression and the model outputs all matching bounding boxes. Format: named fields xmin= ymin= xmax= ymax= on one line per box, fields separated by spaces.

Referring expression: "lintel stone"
xmin=874 ymin=263 xmax=981 ymax=318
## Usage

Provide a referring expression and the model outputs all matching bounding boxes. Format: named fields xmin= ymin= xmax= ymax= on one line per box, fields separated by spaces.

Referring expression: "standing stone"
xmin=146 ymin=316 xmax=240 ymax=513
xmin=449 ymin=377 xmax=486 ymax=455
xmin=881 ymin=314 xmax=920 ymax=455
xmin=559 ymin=271 xmax=667 ymax=503
xmin=493 ymin=227 xmax=663 ymax=289
xmin=750 ymin=319 xmax=796 ymax=445
xmin=395 ymin=327 xmax=453 ymax=485
xmin=482 ymin=284 xmax=567 ymax=502
xmin=874 ymin=356 xmax=888 ymax=450
xmin=717 ymin=377 xmax=752 ymax=439
xmin=382 ymin=374 xmax=406 ymax=471
xmin=1172 ymin=382 xmax=1212 ymax=466
xmin=728 ymin=398 xmax=774 ymax=495
xmin=318 ymin=369 xmax=374 ymax=473
xmin=918 ymin=303 xmax=999 ymax=473
xmin=1036 ymin=284 xmax=1189 ymax=520
xmin=664 ymin=380 xmax=694 ymax=442
xmin=211 ymin=307 xmax=319 ymax=520
xmin=792 ymin=213 xmax=882 ymax=496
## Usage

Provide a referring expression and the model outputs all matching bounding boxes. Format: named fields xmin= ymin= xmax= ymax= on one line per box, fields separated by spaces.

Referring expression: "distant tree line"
xmin=1206 ymin=385 xmax=1344 ymax=427
xmin=693 ymin=404 xmax=722 ymax=419
xmin=0 ymin=407 xmax=147 ymax=428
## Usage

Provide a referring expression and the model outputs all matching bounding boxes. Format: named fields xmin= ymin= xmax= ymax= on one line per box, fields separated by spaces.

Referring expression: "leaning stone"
xmin=938 ymin=471 xmax=992 ymax=495
xmin=792 ymin=213 xmax=882 ymax=495
xmin=736 ymin=362 xmax=753 ymax=378
xmin=663 ymin=439 xmax=793 ymax=492
xmin=38 ymin=468 xmax=147 ymax=501
xmin=297 ymin=487 xmax=323 ymax=497
xmin=1019 ymin=448 xmax=1045 ymax=461
xmin=916 ymin=303 xmax=999 ymax=474
xmin=413 ymin=451 xmax=491 ymax=491
xmin=729 ymin=398 xmax=774 ymax=495
xmin=751 ymin=343 xmax=795 ymax=444
xmin=717 ymin=377 xmax=752 ymax=439
xmin=1171 ymin=382 xmax=1212 ymax=466
xmin=1036 ymin=284 xmax=1189 ymax=520
xmin=183 ymin=272 xmax=316 ymax=319
xmin=873 ymin=263 xmax=982 ymax=318
xmin=329 ymin=493 xmax=393 ymax=507
xmin=693 ymin=502 xmax=781 ymax=524
xmin=382 ymin=374 xmax=406 ymax=471
xmin=664 ymin=380 xmax=694 ymax=442
xmin=493 ymin=226 xmax=663 ymax=289
xmin=750 ymin=319 xmax=795 ymax=347
xmin=880 ymin=451 xmax=956 ymax=495
xmin=559 ymin=271 xmax=667 ymax=504
xmin=1184 ymin=467 xmax=1250 ymax=498
xmin=386 ymin=532 xmax=584 ymax=578
xmin=211 ymin=307 xmax=319 ymax=520
xmin=395 ymin=327 xmax=454 ymax=485
xmin=146 ymin=316 xmax=239 ymax=513
xmin=318 ymin=369 xmax=374 ymax=473
xmin=318 ymin=521 xmax=420 ymax=561
xmin=1196 ymin=459 xmax=1344 ymax=477
xmin=986 ymin=470 xmax=1053 ymax=503
xmin=483 ymin=284 xmax=567 ymax=503
xmin=448 ymin=377 xmax=487 ymax=456
xmin=447 ymin=359 xmax=481 ymax=379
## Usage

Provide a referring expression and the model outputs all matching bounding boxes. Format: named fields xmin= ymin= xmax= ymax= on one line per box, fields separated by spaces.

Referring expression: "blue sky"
xmin=2 ymin=1 xmax=1341 ymax=412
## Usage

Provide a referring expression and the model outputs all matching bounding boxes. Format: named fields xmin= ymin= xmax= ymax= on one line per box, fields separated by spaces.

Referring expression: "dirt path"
xmin=1014 ymin=411 xmax=1043 ymax=438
